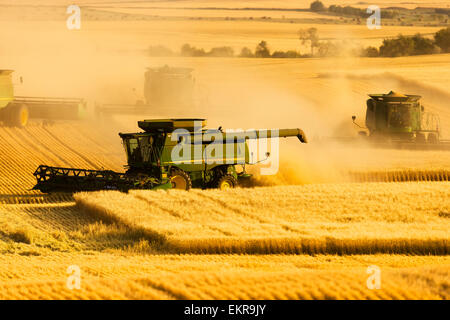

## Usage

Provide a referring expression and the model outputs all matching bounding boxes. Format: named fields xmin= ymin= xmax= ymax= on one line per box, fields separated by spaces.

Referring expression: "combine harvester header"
xmin=0 ymin=69 xmax=86 ymax=127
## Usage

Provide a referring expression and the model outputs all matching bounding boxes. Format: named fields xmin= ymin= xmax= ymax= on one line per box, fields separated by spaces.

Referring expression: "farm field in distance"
xmin=0 ymin=0 xmax=449 ymax=300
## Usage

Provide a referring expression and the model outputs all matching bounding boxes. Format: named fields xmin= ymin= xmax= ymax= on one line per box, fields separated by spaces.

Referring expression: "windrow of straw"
xmin=348 ymin=169 xmax=450 ymax=183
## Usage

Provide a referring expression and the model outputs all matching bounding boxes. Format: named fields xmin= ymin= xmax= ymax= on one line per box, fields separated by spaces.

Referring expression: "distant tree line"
xmin=328 ymin=4 xmax=397 ymax=19
xmin=147 ymin=42 xmax=307 ymax=58
xmin=180 ymin=44 xmax=235 ymax=57
xmin=434 ymin=8 xmax=450 ymax=16
xmin=310 ymin=1 xmax=397 ymax=19
xmin=147 ymin=27 xmax=450 ymax=59
xmin=147 ymin=44 xmax=236 ymax=57
xmin=311 ymin=0 xmax=450 ymax=19
xmin=363 ymin=27 xmax=450 ymax=57
xmin=239 ymin=41 xmax=305 ymax=58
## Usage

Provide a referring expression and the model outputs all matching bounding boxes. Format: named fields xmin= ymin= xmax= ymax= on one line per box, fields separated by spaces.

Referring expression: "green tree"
xmin=379 ymin=34 xmax=438 ymax=57
xmin=379 ymin=35 xmax=415 ymax=57
xmin=298 ymin=27 xmax=320 ymax=56
xmin=255 ymin=41 xmax=270 ymax=58
xmin=434 ymin=27 xmax=450 ymax=52
xmin=180 ymin=43 xmax=206 ymax=57
xmin=310 ymin=1 xmax=326 ymax=12
xmin=271 ymin=50 xmax=301 ymax=58
xmin=411 ymin=34 xmax=437 ymax=55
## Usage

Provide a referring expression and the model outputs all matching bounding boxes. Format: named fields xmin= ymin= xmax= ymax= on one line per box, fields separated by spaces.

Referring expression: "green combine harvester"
xmin=351 ymin=91 xmax=449 ymax=149
xmin=0 ymin=69 xmax=86 ymax=127
xmin=95 ymin=66 xmax=196 ymax=117
xmin=33 ymin=119 xmax=307 ymax=193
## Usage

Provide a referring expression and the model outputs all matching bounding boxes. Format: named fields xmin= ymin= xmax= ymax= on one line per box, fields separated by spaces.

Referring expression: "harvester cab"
xmin=33 ymin=118 xmax=307 ymax=193
xmin=0 ymin=69 xmax=87 ymax=127
xmin=0 ymin=70 xmax=28 ymax=127
xmin=352 ymin=91 xmax=441 ymax=143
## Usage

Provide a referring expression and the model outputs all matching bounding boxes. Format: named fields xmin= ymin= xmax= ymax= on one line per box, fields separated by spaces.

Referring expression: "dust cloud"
xmin=1 ymin=8 xmax=448 ymax=185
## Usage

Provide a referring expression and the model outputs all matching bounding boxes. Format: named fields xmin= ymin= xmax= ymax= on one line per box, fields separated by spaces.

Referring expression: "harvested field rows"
xmin=0 ymin=122 xmax=124 ymax=196
xmin=74 ymin=182 xmax=450 ymax=255
xmin=0 ymin=202 xmax=153 ymax=254
xmin=0 ymin=193 xmax=73 ymax=205
xmin=0 ymin=253 xmax=448 ymax=300
xmin=348 ymin=169 xmax=450 ymax=183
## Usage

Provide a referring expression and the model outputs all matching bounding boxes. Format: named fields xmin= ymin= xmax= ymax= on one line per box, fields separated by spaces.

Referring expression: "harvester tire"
xmin=169 ymin=168 xmax=192 ymax=190
xmin=216 ymin=174 xmax=238 ymax=190
xmin=427 ymin=133 xmax=438 ymax=144
xmin=415 ymin=133 xmax=426 ymax=143
xmin=7 ymin=103 xmax=29 ymax=127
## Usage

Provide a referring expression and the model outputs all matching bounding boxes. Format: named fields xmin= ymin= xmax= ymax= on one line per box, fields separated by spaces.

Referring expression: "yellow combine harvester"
xmin=0 ymin=70 xmax=86 ymax=127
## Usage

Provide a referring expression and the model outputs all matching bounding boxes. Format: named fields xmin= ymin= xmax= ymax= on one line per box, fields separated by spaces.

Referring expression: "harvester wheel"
xmin=427 ymin=133 xmax=438 ymax=144
xmin=415 ymin=133 xmax=426 ymax=143
xmin=216 ymin=174 xmax=238 ymax=190
xmin=7 ymin=103 xmax=29 ymax=127
xmin=169 ymin=168 xmax=192 ymax=190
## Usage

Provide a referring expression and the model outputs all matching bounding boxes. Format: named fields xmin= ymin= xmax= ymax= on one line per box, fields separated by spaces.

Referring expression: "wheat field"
xmin=1 ymin=1 xmax=450 ymax=300
xmin=0 ymin=253 xmax=448 ymax=300
xmin=1 ymin=197 xmax=447 ymax=299
xmin=0 ymin=198 xmax=448 ymax=300
xmin=0 ymin=75 xmax=448 ymax=300
xmin=1 ymin=57 xmax=450 ymax=299
xmin=74 ymin=183 xmax=450 ymax=254
xmin=0 ymin=122 xmax=124 ymax=196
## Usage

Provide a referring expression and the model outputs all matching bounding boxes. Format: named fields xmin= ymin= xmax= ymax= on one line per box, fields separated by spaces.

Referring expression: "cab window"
xmin=127 ymin=138 xmax=141 ymax=162
xmin=389 ymin=104 xmax=411 ymax=128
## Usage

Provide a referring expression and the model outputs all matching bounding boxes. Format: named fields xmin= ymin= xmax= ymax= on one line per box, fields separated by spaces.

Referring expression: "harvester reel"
xmin=169 ymin=168 xmax=192 ymax=190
